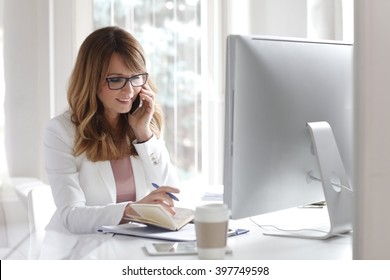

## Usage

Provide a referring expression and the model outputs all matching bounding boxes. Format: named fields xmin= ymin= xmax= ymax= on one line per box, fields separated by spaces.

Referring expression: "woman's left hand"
xmin=128 ymin=83 xmax=155 ymax=142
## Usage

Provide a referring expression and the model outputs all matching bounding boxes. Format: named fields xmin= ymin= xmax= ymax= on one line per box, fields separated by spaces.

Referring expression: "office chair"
xmin=26 ymin=182 xmax=55 ymax=259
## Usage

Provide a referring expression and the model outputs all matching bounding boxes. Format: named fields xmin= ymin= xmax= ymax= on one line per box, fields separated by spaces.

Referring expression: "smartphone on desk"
xmin=144 ymin=242 xmax=233 ymax=256
xmin=145 ymin=242 xmax=197 ymax=256
xmin=130 ymin=94 xmax=142 ymax=114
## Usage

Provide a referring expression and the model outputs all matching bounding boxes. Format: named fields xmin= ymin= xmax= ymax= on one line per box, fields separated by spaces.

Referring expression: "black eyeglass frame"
xmin=106 ymin=73 xmax=149 ymax=90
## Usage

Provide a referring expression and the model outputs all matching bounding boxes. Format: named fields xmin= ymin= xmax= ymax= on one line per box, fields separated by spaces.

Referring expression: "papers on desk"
xmin=201 ymin=185 xmax=224 ymax=201
xmin=98 ymin=223 xmax=197 ymax=242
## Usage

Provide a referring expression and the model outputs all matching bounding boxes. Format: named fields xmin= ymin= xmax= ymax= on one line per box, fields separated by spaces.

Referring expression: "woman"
xmin=43 ymin=26 xmax=180 ymax=236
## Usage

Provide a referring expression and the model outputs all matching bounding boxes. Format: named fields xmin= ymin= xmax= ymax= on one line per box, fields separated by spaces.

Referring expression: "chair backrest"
xmin=0 ymin=180 xmax=9 ymax=247
xmin=27 ymin=183 xmax=55 ymax=259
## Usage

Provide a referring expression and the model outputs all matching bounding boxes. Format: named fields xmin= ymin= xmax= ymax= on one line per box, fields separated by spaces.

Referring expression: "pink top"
xmin=110 ymin=157 xmax=136 ymax=203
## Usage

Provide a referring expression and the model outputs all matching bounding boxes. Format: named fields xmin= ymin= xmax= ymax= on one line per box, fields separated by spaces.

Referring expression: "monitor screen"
xmin=223 ymin=35 xmax=354 ymax=220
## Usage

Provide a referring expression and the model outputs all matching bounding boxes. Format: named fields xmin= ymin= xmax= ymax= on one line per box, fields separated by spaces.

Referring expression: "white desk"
xmin=57 ymin=206 xmax=351 ymax=260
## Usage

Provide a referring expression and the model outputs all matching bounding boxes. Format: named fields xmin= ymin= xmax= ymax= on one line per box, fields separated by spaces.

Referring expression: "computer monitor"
xmin=223 ymin=35 xmax=354 ymax=237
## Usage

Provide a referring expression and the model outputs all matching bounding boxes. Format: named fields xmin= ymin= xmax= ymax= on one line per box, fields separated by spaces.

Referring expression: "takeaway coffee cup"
xmin=194 ymin=203 xmax=230 ymax=259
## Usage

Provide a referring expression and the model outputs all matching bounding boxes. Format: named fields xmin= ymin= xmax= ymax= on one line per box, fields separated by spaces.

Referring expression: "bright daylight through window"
xmin=93 ymin=0 xmax=202 ymax=183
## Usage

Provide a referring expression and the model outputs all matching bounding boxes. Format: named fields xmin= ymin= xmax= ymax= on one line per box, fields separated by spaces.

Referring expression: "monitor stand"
xmin=263 ymin=121 xmax=353 ymax=239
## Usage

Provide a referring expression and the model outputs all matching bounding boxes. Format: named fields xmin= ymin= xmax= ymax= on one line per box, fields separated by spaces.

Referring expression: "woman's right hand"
xmin=123 ymin=186 xmax=180 ymax=219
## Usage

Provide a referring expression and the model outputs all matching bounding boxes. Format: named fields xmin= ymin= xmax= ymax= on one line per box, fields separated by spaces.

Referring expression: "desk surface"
xmin=64 ymin=206 xmax=351 ymax=260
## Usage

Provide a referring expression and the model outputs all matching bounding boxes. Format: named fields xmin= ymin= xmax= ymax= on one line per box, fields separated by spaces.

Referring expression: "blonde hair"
xmin=68 ymin=26 xmax=163 ymax=161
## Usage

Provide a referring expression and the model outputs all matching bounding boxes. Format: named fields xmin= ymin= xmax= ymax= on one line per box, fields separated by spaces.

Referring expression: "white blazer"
xmin=43 ymin=111 xmax=179 ymax=236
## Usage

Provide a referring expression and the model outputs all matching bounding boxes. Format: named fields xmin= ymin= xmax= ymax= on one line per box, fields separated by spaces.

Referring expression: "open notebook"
xmin=124 ymin=204 xmax=194 ymax=231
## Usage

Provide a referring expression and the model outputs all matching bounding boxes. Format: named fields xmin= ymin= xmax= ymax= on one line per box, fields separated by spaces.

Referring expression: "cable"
xmin=308 ymin=174 xmax=353 ymax=192
xmin=249 ymin=217 xmax=351 ymax=238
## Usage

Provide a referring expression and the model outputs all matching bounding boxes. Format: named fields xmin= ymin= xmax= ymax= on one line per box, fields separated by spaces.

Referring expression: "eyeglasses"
xmin=106 ymin=73 xmax=148 ymax=90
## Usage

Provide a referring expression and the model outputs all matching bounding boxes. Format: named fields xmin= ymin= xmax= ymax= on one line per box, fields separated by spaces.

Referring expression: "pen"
xmin=152 ymin=183 xmax=179 ymax=201
xmin=228 ymin=228 xmax=250 ymax=237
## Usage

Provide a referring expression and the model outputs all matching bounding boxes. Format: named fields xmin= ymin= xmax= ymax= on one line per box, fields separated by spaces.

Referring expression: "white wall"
xmin=227 ymin=0 xmax=307 ymax=37
xmin=3 ymin=0 xmax=51 ymax=179
xmin=354 ymin=0 xmax=390 ymax=259
xmin=227 ymin=0 xmax=352 ymax=40
xmin=250 ymin=0 xmax=307 ymax=37
xmin=3 ymin=0 xmax=92 ymax=182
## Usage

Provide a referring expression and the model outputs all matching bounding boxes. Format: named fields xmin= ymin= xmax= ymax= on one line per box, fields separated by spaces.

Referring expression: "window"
xmin=93 ymin=0 xmax=205 ymax=183
xmin=91 ymin=0 xmax=354 ymax=187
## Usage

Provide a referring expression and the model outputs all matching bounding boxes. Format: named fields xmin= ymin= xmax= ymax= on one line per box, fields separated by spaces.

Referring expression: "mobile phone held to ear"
xmin=130 ymin=94 xmax=142 ymax=114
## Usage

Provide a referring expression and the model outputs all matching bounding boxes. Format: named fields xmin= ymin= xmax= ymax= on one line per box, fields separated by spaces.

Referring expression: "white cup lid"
xmin=194 ymin=203 xmax=231 ymax=222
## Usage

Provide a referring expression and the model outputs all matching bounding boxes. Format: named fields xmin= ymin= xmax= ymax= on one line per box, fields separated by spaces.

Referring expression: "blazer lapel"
xmin=131 ymin=156 xmax=150 ymax=200
xmin=97 ymin=161 xmax=116 ymax=202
